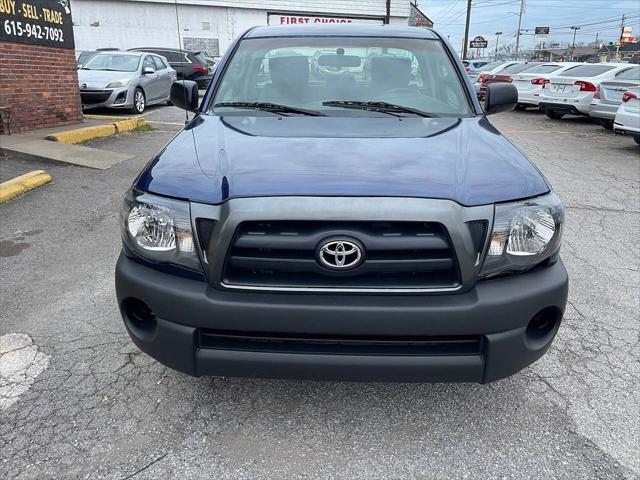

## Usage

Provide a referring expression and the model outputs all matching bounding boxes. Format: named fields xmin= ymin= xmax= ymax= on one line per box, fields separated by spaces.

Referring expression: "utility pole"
xmin=494 ymin=31 xmax=502 ymax=61
xmin=462 ymin=0 xmax=472 ymax=60
xmin=514 ymin=0 xmax=524 ymax=59
xmin=619 ymin=14 xmax=626 ymax=42
xmin=570 ymin=26 xmax=580 ymax=59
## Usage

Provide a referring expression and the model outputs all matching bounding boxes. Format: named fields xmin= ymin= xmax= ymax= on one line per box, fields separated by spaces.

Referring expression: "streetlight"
xmin=494 ymin=31 xmax=502 ymax=60
xmin=570 ymin=26 xmax=581 ymax=59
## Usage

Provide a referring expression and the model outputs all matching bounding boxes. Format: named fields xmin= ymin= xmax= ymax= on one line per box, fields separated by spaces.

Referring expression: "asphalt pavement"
xmin=0 ymin=107 xmax=638 ymax=479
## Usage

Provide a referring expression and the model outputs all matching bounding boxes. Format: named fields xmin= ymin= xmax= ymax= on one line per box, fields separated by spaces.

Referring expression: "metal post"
xmin=494 ymin=31 xmax=502 ymax=60
xmin=570 ymin=26 xmax=580 ymax=59
xmin=514 ymin=0 xmax=524 ymax=58
xmin=462 ymin=0 xmax=472 ymax=60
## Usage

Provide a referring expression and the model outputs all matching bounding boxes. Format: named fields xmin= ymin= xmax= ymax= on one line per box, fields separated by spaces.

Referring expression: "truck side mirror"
xmin=170 ymin=80 xmax=199 ymax=112
xmin=484 ymin=83 xmax=518 ymax=115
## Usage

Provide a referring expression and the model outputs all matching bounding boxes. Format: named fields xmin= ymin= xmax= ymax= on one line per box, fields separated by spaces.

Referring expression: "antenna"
xmin=174 ymin=0 xmax=189 ymax=124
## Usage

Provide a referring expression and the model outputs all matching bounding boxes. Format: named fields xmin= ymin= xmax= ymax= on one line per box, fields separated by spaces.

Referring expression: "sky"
xmin=417 ymin=0 xmax=640 ymax=54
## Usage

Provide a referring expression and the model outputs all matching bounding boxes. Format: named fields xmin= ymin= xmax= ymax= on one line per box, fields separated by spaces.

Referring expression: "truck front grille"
xmin=222 ymin=221 xmax=461 ymax=291
xmin=199 ymin=329 xmax=482 ymax=356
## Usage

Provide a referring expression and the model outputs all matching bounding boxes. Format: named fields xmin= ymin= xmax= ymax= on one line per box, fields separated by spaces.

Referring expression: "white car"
xmin=539 ymin=63 xmax=638 ymax=119
xmin=589 ymin=67 xmax=640 ymax=130
xmin=472 ymin=61 xmax=520 ymax=94
xmin=511 ymin=62 xmax=583 ymax=109
xmin=613 ymin=86 xmax=640 ymax=145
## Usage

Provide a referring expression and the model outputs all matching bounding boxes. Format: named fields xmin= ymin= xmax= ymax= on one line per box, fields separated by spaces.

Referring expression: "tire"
xmin=514 ymin=103 xmax=527 ymax=111
xmin=131 ymin=88 xmax=146 ymax=114
xmin=166 ymin=99 xmax=173 ymax=106
xmin=634 ymin=135 xmax=640 ymax=145
xmin=599 ymin=119 xmax=614 ymax=131
xmin=545 ymin=109 xmax=564 ymax=120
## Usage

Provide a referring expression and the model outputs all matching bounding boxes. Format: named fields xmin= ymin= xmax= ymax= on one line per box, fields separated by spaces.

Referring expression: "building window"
xmin=202 ymin=22 xmax=210 ymax=31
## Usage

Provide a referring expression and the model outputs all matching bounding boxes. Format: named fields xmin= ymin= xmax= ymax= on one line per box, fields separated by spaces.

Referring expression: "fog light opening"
xmin=525 ymin=307 xmax=561 ymax=350
xmin=122 ymin=297 xmax=157 ymax=340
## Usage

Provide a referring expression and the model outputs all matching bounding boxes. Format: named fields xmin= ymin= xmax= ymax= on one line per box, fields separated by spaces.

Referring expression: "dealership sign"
xmin=534 ymin=26 xmax=550 ymax=43
xmin=0 ymin=0 xmax=75 ymax=49
xmin=268 ymin=14 xmax=383 ymax=26
xmin=469 ymin=36 xmax=488 ymax=49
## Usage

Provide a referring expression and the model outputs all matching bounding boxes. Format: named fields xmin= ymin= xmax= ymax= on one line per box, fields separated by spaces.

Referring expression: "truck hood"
xmin=135 ymin=114 xmax=549 ymax=206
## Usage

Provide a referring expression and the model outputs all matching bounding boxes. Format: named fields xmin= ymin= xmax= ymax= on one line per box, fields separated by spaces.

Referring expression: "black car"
xmin=116 ymin=25 xmax=568 ymax=383
xmin=128 ymin=48 xmax=213 ymax=88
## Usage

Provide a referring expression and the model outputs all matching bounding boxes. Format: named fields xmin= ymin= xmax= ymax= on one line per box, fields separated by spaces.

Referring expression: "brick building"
xmin=0 ymin=1 xmax=82 ymax=134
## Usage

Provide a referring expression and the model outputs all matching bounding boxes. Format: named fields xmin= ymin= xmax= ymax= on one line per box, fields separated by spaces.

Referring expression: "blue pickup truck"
xmin=115 ymin=25 xmax=568 ymax=383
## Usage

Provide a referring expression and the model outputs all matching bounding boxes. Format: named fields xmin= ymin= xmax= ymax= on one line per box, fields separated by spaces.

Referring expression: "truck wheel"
xmin=545 ymin=109 xmax=564 ymax=120
xmin=131 ymin=88 xmax=146 ymax=114
xmin=599 ymin=119 xmax=614 ymax=130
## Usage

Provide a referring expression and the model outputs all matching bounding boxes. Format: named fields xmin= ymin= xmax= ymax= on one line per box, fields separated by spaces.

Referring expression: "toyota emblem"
xmin=317 ymin=239 xmax=364 ymax=270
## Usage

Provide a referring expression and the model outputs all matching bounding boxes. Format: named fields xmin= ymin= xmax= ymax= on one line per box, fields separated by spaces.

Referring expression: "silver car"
xmin=78 ymin=52 xmax=177 ymax=114
xmin=589 ymin=67 xmax=640 ymax=130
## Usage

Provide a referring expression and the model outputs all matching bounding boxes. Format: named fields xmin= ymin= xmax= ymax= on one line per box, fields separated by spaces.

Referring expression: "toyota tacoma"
xmin=116 ymin=25 xmax=568 ymax=383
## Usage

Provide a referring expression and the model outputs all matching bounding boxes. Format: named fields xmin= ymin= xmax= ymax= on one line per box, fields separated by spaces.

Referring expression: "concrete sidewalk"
xmin=0 ymin=118 xmax=136 ymax=170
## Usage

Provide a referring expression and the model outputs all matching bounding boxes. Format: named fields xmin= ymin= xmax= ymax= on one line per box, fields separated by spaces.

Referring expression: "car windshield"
xmin=502 ymin=63 xmax=536 ymax=74
xmin=559 ymin=65 xmax=615 ymax=77
xmin=82 ymin=54 xmax=141 ymax=72
xmin=519 ymin=64 xmax=562 ymax=74
xmin=210 ymin=36 xmax=472 ymax=117
xmin=616 ymin=67 xmax=640 ymax=80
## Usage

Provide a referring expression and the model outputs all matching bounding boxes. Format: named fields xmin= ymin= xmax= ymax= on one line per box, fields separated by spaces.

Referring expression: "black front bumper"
xmin=115 ymin=253 xmax=569 ymax=383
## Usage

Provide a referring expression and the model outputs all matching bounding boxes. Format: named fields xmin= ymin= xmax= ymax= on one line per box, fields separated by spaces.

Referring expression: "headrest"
xmin=268 ymin=56 xmax=309 ymax=89
xmin=371 ymin=56 xmax=412 ymax=88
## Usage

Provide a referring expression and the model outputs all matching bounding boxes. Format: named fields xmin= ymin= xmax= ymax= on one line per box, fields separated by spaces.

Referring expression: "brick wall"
xmin=0 ymin=41 xmax=83 ymax=134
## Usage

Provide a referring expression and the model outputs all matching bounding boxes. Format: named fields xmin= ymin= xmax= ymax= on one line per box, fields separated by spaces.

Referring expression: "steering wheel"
xmin=382 ymin=87 xmax=420 ymax=96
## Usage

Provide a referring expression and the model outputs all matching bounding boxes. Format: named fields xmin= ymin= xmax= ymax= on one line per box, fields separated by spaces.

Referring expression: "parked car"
xmin=463 ymin=60 xmax=489 ymax=75
xmin=128 ymin=48 xmax=213 ymax=88
xmin=613 ymin=86 xmax=640 ymax=145
xmin=76 ymin=50 xmax=98 ymax=68
xmin=115 ymin=25 xmax=568 ymax=384
xmin=78 ymin=51 xmax=177 ymax=114
xmin=473 ymin=61 xmax=521 ymax=95
xmin=589 ymin=67 xmax=640 ymax=130
xmin=478 ymin=62 xmax=541 ymax=98
xmin=539 ymin=63 xmax=638 ymax=119
xmin=511 ymin=62 xmax=583 ymax=109
xmin=465 ymin=60 xmax=503 ymax=83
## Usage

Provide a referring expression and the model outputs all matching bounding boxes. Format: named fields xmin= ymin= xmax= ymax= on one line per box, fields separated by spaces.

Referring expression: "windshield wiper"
xmin=212 ymin=102 xmax=326 ymax=117
xmin=323 ymin=100 xmax=438 ymax=118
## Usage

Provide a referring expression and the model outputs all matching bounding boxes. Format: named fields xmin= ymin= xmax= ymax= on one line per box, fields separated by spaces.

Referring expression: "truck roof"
xmin=245 ymin=24 xmax=440 ymax=40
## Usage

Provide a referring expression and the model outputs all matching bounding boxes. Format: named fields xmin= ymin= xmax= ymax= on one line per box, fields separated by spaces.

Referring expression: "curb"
xmin=0 ymin=170 xmax=53 ymax=204
xmin=45 ymin=118 xmax=147 ymax=144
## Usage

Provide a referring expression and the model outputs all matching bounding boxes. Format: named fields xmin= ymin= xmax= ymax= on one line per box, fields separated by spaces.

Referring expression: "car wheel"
xmin=166 ymin=99 xmax=173 ymax=106
xmin=514 ymin=103 xmax=527 ymax=111
xmin=599 ymin=119 xmax=614 ymax=131
xmin=545 ymin=109 xmax=564 ymax=120
xmin=131 ymin=88 xmax=145 ymax=114
xmin=634 ymin=135 xmax=640 ymax=145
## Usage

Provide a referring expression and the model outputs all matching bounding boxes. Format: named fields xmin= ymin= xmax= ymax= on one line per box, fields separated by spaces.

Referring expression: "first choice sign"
xmin=1 ymin=0 xmax=74 ymax=49
xmin=268 ymin=13 xmax=383 ymax=26
xmin=469 ymin=36 xmax=488 ymax=49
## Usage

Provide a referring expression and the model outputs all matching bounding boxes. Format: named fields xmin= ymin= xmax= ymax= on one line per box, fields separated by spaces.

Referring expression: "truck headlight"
xmin=479 ymin=192 xmax=564 ymax=279
xmin=106 ymin=79 xmax=130 ymax=88
xmin=120 ymin=190 xmax=202 ymax=272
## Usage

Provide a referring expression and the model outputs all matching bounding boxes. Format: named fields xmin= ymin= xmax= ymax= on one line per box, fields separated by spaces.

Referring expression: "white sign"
xmin=268 ymin=14 xmax=384 ymax=26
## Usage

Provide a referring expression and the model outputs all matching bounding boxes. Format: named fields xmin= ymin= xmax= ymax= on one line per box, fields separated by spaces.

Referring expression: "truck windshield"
xmin=210 ymin=36 xmax=472 ymax=117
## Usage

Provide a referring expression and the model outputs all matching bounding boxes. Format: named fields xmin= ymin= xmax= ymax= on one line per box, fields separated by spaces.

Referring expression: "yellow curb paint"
xmin=44 ymin=118 xmax=147 ymax=144
xmin=0 ymin=171 xmax=53 ymax=204
xmin=46 ymin=124 xmax=116 ymax=144
xmin=114 ymin=117 xmax=147 ymax=133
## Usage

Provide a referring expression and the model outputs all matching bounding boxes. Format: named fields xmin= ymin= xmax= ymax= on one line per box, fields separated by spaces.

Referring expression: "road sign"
xmin=535 ymin=26 xmax=550 ymax=43
xmin=469 ymin=35 xmax=488 ymax=49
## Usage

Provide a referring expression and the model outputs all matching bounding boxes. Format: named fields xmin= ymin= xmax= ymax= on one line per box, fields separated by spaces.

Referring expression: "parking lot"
xmin=1 ymin=107 xmax=638 ymax=479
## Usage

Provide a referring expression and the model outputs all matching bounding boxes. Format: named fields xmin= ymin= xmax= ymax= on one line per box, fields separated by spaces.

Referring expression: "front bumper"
xmin=81 ymin=86 xmax=134 ymax=110
xmin=115 ymin=253 xmax=569 ymax=383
